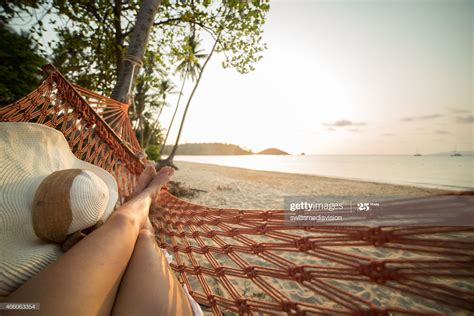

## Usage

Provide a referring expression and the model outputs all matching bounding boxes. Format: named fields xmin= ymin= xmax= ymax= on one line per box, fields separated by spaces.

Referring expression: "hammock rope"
xmin=1 ymin=65 xmax=473 ymax=315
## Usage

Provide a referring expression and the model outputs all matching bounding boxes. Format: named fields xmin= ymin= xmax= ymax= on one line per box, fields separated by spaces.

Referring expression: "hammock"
xmin=1 ymin=65 xmax=473 ymax=315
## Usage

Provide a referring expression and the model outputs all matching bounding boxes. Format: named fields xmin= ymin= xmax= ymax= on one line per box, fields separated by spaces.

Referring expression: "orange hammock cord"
xmin=1 ymin=65 xmax=473 ymax=315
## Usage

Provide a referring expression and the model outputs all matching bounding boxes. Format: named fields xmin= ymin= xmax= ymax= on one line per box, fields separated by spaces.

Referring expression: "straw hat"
xmin=0 ymin=122 xmax=118 ymax=296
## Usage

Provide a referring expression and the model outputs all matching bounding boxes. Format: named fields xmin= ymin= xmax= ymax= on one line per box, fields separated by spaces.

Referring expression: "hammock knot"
xmin=235 ymin=298 xmax=250 ymax=313
xmin=214 ymin=267 xmax=225 ymax=277
xmin=288 ymin=266 xmax=311 ymax=282
xmin=355 ymin=307 xmax=389 ymax=316
xmin=251 ymin=243 xmax=265 ymax=254
xmin=176 ymin=265 xmax=186 ymax=273
xmin=191 ymin=231 xmax=200 ymax=238
xmin=295 ymin=237 xmax=314 ymax=251
xmin=261 ymin=211 xmax=273 ymax=221
xmin=243 ymin=266 xmax=257 ymax=278
xmin=201 ymin=245 xmax=210 ymax=254
xmin=257 ymin=223 xmax=268 ymax=234
xmin=185 ymin=246 xmax=193 ymax=253
xmin=362 ymin=228 xmax=391 ymax=246
xmin=229 ymin=228 xmax=240 ymax=237
xmin=207 ymin=231 xmax=217 ymax=238
xmin=193 ymin=266 xmax=202 ymax=274
xmin=22 ymin=112 xmax=31 ymax=121
xmin=280 ymin=300 xmax=298 ymax=313
xmin=232 ymin=215 xmax=242 ymax=224
xmin=222 ymin=245 xmax=233 ymax=254
xmin=359 ymin=261 xmax=398 ymax=284
xmin=207 ymin=294 xmax=217 ymax=306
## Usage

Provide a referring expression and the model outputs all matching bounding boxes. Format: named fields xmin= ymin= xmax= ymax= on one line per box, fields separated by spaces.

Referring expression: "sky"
xmin=10 ymin=0 xmax=473 ymax=155
xmin=160 ymin=0 xmax=473 ymax=155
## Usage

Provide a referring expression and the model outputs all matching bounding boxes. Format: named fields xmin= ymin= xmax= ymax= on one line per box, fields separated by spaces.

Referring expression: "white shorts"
xmin=161 ymin=248 xmax=204 ymax=316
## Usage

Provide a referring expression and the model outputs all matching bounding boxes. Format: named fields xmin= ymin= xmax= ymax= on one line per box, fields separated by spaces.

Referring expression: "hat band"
xmin=32 ymin=169 xmax=81 ymax=243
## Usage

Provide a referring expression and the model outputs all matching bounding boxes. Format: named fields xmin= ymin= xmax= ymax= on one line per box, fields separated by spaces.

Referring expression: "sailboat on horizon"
xmin=414 ymin=146 xmax=422 ymax=157
xmin=451 ymin=145 xmax=462 ymax=157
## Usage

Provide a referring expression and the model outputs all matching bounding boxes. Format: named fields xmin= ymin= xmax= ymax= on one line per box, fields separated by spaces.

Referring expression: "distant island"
xmin=161 ymin=143 xmax=289 ymax=155
xmin=257 ymin=148 xmax=289 ymax=155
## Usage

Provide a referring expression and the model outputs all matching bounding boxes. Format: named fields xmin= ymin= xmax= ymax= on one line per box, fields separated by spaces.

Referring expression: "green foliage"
xmin=50 ymin=1 xmax=143 ymax=95
xmin=159 ymin=0 xmax=270 ymax=74
xmin=0 ymin=23 xmax=46 ymax=105
xmin=3 ymin=0 xmax=270 ymax=148
xmin=174 ymin=35 xmax=207 ymax=80
xmin=145 ymin=144 xmax=161 ymax=161
xmin=0 ymin=0 xmax=47 ymax=23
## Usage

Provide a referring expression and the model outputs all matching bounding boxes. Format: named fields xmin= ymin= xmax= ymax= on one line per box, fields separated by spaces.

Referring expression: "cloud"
xmin=326 ymin=127 xmax=336 ymax=131
xmin=322 ymin=120 xmax=366 ymax=127
xmin=381 ymin=133 xmax=394 ymax=136
xmin=446 ymin=107 xmax=470 ymax=114
xmin=401 ymin=114 xmax=442 ymax=122
xmin=456 ymin=115 xmax=474 ymax=124
xmin=434 ymin=129 xmax=450 ymax=135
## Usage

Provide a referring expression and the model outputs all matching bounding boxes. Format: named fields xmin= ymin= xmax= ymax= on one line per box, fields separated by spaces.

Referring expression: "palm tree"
xmin=159 ymin=35 xmax=207 ymax=156
xmin=144 ymin=79 xmax=177 ymax=147
xmin=159 ymin=34 xmax=220 ymax=168
xmin=111 ymin=0 xmax=161 ymax=104
xmin=133 ymin=52 xmax=161 ymax=147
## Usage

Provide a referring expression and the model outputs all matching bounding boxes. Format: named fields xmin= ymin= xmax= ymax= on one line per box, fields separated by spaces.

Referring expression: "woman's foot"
xmin=129 ymin=162 xmax=156 ymax=199
xmin=144 ymin=166 xmax=175 ymax=199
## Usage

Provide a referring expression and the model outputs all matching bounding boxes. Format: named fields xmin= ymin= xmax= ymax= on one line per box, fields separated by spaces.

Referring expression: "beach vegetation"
xmin=0 ymin=23 xmax=46 ymax=106
xmin=2 ymin=0 xmax=269 ymax=154
xmin=145 ymin=144 xmax=161 ymax=162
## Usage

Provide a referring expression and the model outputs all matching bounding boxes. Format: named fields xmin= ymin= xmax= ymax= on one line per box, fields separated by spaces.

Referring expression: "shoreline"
xmin=172 ymin=155 xmax=473 ymax=192
xmin=171 ymin=161 xmax=449 ymax=209
xmin=175 ymin=158 xmax=472 ymax=191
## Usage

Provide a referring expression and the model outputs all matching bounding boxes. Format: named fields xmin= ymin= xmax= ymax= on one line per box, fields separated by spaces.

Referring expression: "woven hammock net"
xmin=1 ymin=65 xmax=473 ymax=315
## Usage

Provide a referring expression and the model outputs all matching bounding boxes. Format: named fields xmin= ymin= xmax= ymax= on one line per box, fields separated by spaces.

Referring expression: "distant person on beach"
xmin=0 ymin=123 xmax=201 ymax=315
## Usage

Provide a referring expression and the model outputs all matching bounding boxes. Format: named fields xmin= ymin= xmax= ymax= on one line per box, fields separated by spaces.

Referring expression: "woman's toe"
xmin=134 ymin=164 xmax=156 ymax=194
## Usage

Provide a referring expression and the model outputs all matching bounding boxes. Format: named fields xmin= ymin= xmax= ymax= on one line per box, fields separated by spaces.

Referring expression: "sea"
xmin=174 ymin=155 xmax=474 ymax=191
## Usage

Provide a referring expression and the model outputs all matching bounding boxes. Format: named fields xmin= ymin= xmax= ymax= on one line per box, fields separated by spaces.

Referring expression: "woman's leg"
xmin=4 ymin=166 xmax=174 ymax=316
xmin=111 ymin=220 xmax=193 ymax=316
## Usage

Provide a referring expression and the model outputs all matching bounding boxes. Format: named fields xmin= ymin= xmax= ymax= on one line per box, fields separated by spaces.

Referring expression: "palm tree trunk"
xmin=139 ymin=115 xmax=146 ymax=148
xmin=144 ymin=102 xmax=166 ymax=147
xmin=159 ymin=68 xmax=188 ymax=156
xmin=111 ymin=0 xmax=161 ymax=103
xmin=166 ymin=36 xmax=220 ymax=162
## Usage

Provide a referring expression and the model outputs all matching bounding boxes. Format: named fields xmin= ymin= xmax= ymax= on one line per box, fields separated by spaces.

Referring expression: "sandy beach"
xmin=171 ymin=161 xmax=447 ymax=209
xmin=167 ymin=161 xmax=471 ymax=315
